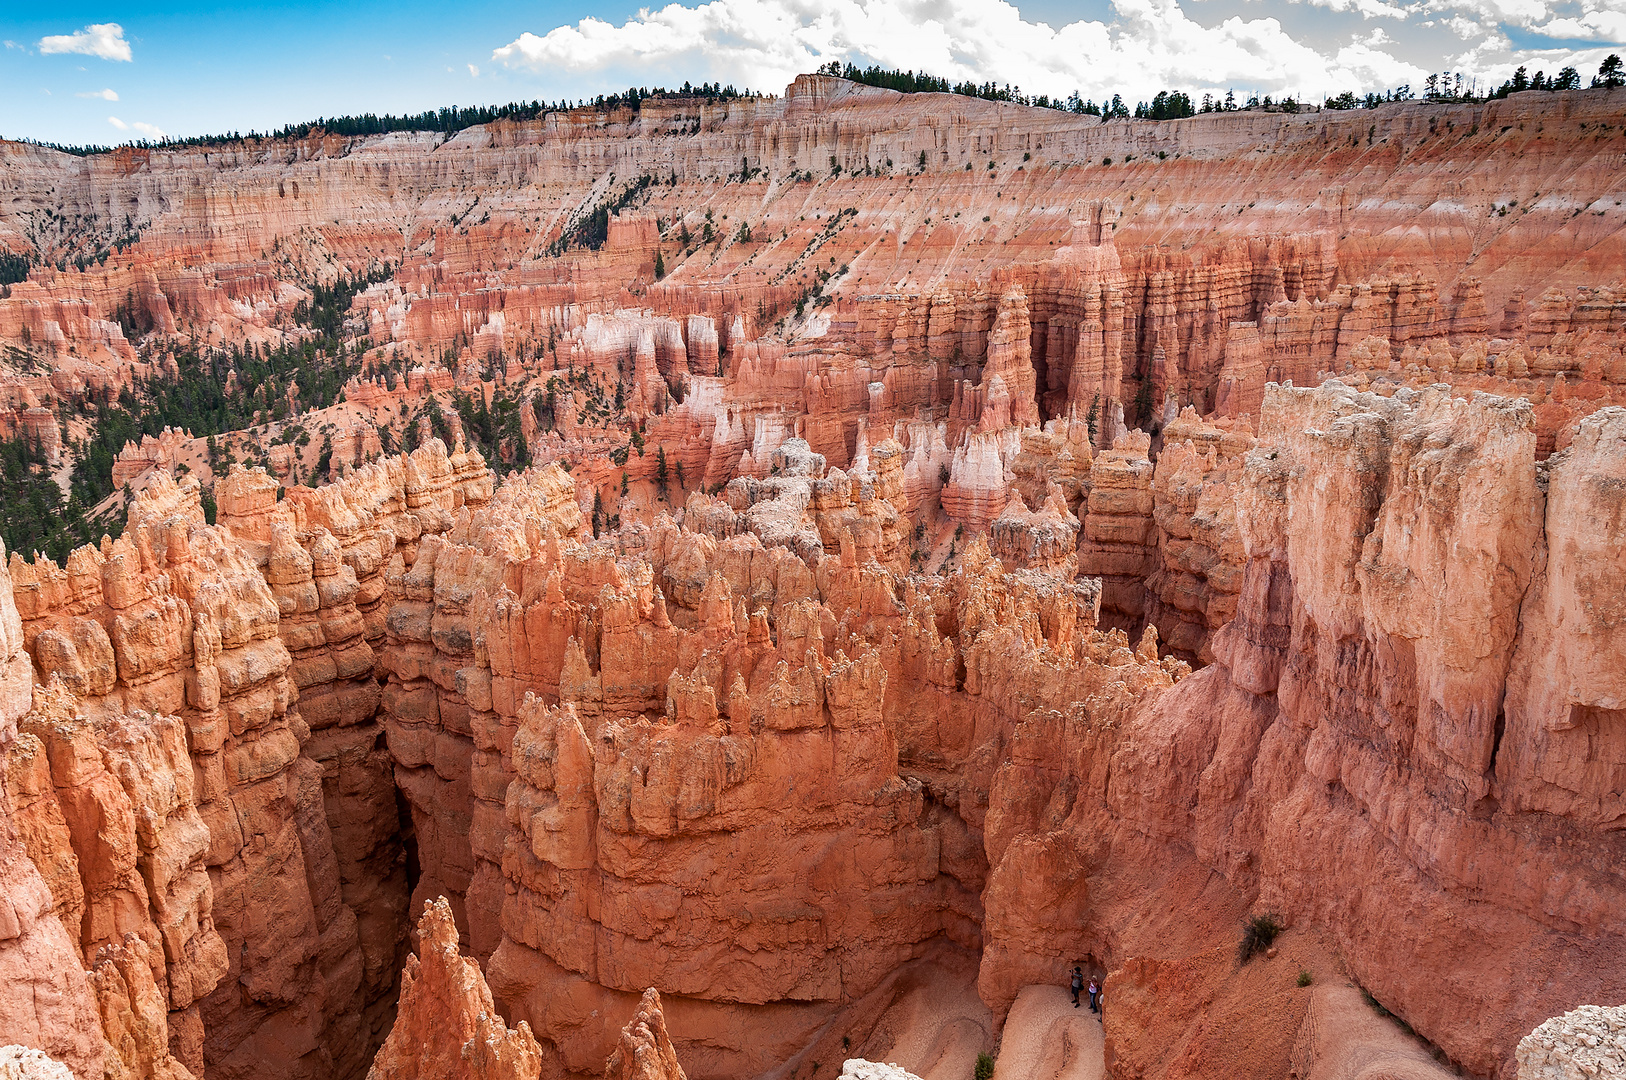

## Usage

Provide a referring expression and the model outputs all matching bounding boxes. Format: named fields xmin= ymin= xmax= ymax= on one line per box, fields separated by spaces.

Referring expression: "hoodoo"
xmin=0 ymin=63 xmax=1623 ymax=1080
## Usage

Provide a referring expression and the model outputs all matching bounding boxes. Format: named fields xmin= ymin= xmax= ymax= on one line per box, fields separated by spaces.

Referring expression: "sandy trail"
xmin=991 ymin=986 xmax=1103 ymax=1080
xmin=859 ymin=952 xmax=992 ymax=1080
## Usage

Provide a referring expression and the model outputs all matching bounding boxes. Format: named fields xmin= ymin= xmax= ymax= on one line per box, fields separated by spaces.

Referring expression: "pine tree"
xmin=1134 ymin=377 xmax=1154 ymax=429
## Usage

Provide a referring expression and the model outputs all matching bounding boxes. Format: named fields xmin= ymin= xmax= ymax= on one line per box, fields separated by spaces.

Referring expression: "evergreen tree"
xmin=1134 ymin=377 xmax=1155 ymax=429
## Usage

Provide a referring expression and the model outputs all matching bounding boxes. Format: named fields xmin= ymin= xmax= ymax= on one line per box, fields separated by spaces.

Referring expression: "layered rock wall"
xmin=7 ymin=83 xmax=1626 ymax=526
xmin=2 ymin=383 xmax=1624 ymax=1080
xmin=0 ymin=445 xmax=492 ymax=1080
xmin=0 ymin=540 xmax=107 ymax=1080
xmin=968 ymin=384 xmax=1626 ymax=1079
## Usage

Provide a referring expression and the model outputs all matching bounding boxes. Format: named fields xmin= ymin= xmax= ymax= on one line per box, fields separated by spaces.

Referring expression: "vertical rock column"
xmin=366 ymin=897 xmax=543 ymax=1080
xmin=10 ymin=698 xmax=229 ymax=1079
xmin=1143 ymin=409 xmax=1252 ymax=662
xmin=9 ymin=473 xmax=383 ymax=1080
xmin=0 ymin=539 xmax=106 ymax=1080
xmin=271 ymin=515 xmax=405 ymax=1047
xmin=375 ymin=443 xmax=497 ymax=944
xmin=1076 ymin=432 xmax=1157 ymax=630
xmin=979 ymin=283 xmax=1040 ymax=430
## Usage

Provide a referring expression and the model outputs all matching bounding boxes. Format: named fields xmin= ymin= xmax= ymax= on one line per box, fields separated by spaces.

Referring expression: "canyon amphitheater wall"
xmin=0 ymin=74 xmax=1622 ymax=1080
xmin=5 ymin=78 xmax=1626 ymax=653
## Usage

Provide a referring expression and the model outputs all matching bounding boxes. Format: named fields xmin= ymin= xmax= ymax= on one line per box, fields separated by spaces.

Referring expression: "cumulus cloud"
xmin=77 ymin=88 xmax=119 ymax=100
xmin=1444 ymin=14 xmax=1496 ymax=35
xmin=39 ymin=23 xmax=132 ymax=62
xmin=107 ymin=116 xmax=167 ymax=138
xmin=1534 ymin=8 xmax=1626 ymax=39
xmin=468 ymin=63 xmax=481 ymax=76
xmin=1296 ymin=0 xmax=1411 ymax=21
xmin=492 ymin=0 xmax=1436 ymax=99
xmin=1417 ymin=0 xmax=1626 ymax=39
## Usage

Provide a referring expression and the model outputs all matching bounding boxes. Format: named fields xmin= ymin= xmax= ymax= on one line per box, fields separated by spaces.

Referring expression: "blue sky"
xmin=3 ymin=0 xmax=1622 ymax=146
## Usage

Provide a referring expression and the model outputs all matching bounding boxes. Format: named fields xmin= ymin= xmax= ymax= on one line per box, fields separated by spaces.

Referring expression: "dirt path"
xmin=991 ymin=986 xmax=1104 ymax=1080
xmin=863 ymin=953 xmax=992 ymax=1080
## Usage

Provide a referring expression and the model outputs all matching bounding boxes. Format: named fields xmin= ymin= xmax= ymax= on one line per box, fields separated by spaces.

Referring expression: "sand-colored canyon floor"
xmin=993 ymin=987 xmax=1104 ymax=1080
xmin=769 ymin=943 xmax=1105 ymax=1080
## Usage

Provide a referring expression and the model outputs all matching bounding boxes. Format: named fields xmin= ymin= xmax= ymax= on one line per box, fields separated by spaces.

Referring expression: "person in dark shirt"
xmin=1070 ymin=966 xmax=1083 ymax=1007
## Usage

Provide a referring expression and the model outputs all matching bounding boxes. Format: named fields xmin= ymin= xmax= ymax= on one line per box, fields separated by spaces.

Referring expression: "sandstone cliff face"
xmin=968 ymin=382 xmax=1625 ymax=1079
xmin=7 ymin=83 xmax=1626 ymax=548
xmin=3 ymin=79 xmax=1626 ymax=1080
xmin=1499 ymin=406 xmax=1626 ymax=828
xmin=1140 ymin=409 xmax=1251 ymax=662
xmin=1 ymin=381 xmax=1623 ymax=1080
xmin=9 ymin=692 xmax=227 ymax=1080
xmin=0 ymin=540 xmax=107 ymax=1080
xmin=0 ymin=451 xmax=490 ymax=1080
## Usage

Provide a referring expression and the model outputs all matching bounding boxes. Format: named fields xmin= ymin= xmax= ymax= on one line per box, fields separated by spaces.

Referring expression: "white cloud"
xmin=1296 ymin=0 xmax=1411 ymax=20
xmin=491 ymin=0 xmax=1435 ymax=99
xmin=107 ymin=116 xmax=167 ymax=138
xmin=1411 ymin=0 xmax=1626 ymax=35
xmin=1445 ymin=14 xmax=1495 ymax=35
xmin=39 ymin=23 xmax=132 ymax=62
xmin=468 ymin=63 xmax=481 ymax=76
xmin=77 ymin=88 xmax=119 ymax=100
xmin=1534 ymin=9 xmax=1626 ymax=39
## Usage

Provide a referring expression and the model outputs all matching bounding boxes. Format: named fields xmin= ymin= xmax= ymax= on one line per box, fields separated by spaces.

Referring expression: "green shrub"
xmin=1237 ymin=913 xmax=1283 ymax=964
xmin=1297 ymin=970 xmax=1313 ymax=987
xmin=974 ymin=1053 xmax=995 ymax=1080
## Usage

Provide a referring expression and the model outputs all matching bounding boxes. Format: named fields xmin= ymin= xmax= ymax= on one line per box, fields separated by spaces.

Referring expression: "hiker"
xmin=1096 ymin=989 xmax=1104 ymax=1021
xmin=1070 ymin=966 xmax=1083 ymax=1008
xmin=1087 ymin=977 xmax=1100 ymax=1013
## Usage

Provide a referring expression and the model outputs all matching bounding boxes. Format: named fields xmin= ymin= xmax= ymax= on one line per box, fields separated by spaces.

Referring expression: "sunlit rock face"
xmin=0 ymin=76 xmax=1624 ymax=1080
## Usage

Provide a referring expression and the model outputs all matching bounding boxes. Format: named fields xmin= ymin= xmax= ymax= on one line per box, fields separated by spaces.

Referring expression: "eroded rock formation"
xmin=605 ymin=990 xmax=686 ymax=1080
xmin=367 ymin=897 xmax=543 ymax=1080
xmin=0 ymin=75 xmax=1624 ymax=1080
